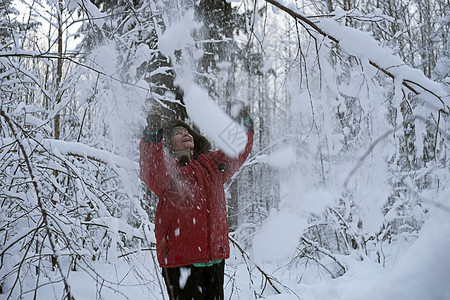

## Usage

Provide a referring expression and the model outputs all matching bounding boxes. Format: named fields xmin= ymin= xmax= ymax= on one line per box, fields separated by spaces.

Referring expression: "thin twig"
xmin=229 ymin=236 xmax=288 ymax=295
xmin=1 ymin=108 xmax=74 ymax=299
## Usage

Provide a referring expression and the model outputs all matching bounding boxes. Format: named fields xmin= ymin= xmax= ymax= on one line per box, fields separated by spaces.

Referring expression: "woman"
xmin=139 ymin=110 xmax=253 ymax=299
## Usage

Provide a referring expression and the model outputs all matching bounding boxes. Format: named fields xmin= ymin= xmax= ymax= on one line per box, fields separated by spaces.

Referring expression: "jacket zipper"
xmin=205 ymin=171 xmax=212 ymax=261
xmin=199 ymin=156 xmax=213 ymax=262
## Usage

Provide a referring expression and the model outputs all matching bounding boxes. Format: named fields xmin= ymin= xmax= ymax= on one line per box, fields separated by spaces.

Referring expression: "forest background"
xmin=0 ymin=0 xmax=449 ymax=299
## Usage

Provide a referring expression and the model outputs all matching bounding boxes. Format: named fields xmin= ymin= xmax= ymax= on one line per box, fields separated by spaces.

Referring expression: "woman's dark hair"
xmin=163 ymin=120 xmax=211 ymax=155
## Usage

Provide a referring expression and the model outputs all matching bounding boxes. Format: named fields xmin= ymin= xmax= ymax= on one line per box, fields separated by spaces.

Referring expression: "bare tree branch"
xmin=0 ymin=108 xmax=74 ymax=300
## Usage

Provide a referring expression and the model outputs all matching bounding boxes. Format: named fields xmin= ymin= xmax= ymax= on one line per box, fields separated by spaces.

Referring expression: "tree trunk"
xmin=54 ymin=0 xmax=63 ymax=140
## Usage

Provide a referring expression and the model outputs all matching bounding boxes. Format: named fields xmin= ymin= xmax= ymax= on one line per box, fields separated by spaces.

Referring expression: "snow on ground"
xmin=61 ymin=254 xmax=381 ymax=300
xmin=4 ymin=189 xmax=448 ymax=300
xmin=348 ymin=190 xmax=450 ymax=300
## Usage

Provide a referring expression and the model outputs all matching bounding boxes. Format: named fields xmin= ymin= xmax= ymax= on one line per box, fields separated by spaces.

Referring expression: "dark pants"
xmin=162 ymin=260 xmax=225 ymax=300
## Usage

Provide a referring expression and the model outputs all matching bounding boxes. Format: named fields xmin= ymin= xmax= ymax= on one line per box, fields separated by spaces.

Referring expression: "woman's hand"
xmin=143 ymin=105 xmax=163 ymax=143
xmin=238 ymin=105 xmax=253 ymax=132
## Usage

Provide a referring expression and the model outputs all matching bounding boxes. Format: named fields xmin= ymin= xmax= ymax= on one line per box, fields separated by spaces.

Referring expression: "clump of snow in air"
xmin=179 ymin=267 xmax=191 ymax=289
xmin=184 ymin=84 xmax=248 ymax=157
xmin=301 ymin=189 xmax=335 ymax=215
xmin=255 ymin=146 xmax=297 ymax=168
xmin=157 ymin=10 xmax=248 ymax=157
xmin=252 ymin=210 xmax=307 ymax=263
xmin=89 ymin=43 xmax=118 ymax=75
xmin=158 ymin=10 xmax=198 ymax=59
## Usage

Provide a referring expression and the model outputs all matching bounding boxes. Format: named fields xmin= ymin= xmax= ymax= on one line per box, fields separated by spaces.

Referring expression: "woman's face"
xmin=171 ymin=127 xmax=194 ymax=151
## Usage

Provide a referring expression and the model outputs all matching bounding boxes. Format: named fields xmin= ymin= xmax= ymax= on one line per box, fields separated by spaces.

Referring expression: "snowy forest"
xmin=0 ymin=0 xmax=449 ymax=299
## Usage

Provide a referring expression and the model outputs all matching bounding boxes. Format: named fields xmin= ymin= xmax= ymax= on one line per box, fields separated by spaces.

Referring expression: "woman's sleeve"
xmin=139 ymin=132 xmax=171 ymax=195
xmin=211 ymin=129 xmax=254 ymax=183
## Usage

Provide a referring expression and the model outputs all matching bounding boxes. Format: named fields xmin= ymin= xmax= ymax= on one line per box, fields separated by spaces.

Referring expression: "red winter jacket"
xmin=140 ymin=130 xmax=253 ymax=268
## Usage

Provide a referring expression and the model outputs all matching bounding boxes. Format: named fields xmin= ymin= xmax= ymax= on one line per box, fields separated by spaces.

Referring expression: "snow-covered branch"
xmin=40 ymin=139 xmax=138 ymax=172
xmin=0 ymin=108 xmax=74 ymax=300
xmin=264 ymin=0 xmax=449 ymax=112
